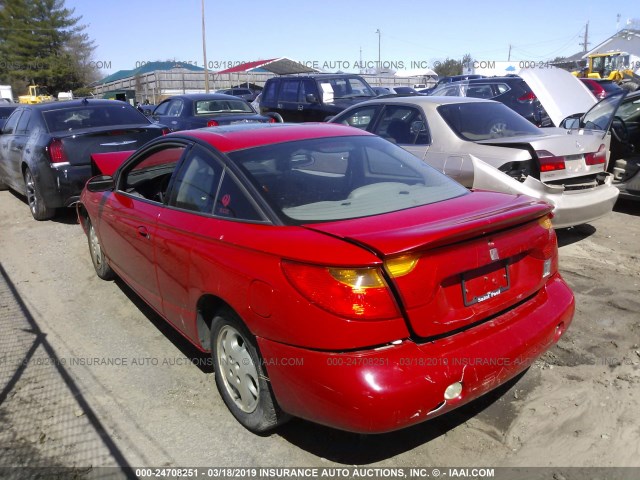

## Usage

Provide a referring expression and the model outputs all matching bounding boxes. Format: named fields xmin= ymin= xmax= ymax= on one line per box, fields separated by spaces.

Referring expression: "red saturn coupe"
xmin=77 ymin=122 xmax=575 ymax=434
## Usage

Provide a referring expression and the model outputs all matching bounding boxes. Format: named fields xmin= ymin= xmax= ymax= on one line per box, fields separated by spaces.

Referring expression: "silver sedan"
xmin=331 ymin=95 xmax=620 ymax=228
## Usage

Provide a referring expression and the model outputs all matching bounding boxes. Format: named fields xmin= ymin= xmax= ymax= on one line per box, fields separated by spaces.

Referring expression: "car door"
xmin=153 ymin=99 xmax=184 ymax=131
xmin=298 ymin=78 xmax=326 ymax=122
xmin=99 ymin=143 xmax=188 ymax=312
xmin=157 ymin=144 xmax=266 ymax=341
xmin=276 ymin=79 xmax=303 ymax=122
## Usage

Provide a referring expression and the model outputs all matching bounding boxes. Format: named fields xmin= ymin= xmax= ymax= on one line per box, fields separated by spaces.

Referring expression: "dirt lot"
xmin=0 ymin=189 xmax=639 ymax=475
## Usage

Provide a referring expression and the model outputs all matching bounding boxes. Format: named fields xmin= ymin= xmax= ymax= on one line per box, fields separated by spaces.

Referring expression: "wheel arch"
xmin=196 ymin=294 xmax=240 ymax=351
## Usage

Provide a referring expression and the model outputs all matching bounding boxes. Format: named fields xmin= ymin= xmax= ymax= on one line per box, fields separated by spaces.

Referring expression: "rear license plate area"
xmin=462 ymin=261 xmax=510 ymax=306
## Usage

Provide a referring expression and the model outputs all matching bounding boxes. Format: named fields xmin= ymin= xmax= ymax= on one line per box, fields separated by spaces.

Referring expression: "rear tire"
xmin=24 ymin=168 xmax=55 ymax=220
xmin=211 ymin=307 xmax=288 ymax=433
xmin=87 ymin=219 xmax=115 ymax=280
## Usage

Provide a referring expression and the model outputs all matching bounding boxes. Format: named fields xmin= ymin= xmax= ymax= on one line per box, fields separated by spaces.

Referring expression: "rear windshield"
xmin=42 ymin=104 xmax=147 ymax=132
xmin=438 ymin=102 xmax=543 ymax=141
xmin=228 ymin=135 xmax=467 ymax=223
xmin=195 ymin=99 xmax=254 ymax=115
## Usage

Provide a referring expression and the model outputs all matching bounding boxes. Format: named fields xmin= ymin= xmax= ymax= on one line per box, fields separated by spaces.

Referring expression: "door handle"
xmin=137 ymin=226 xmax=150 ymax=239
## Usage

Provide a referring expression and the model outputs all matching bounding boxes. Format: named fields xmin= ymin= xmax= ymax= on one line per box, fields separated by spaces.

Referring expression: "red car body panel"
xmin=91 ymin=151 xmax=135 ymax=176
xmin=79 ymin=123 xmax=575 ymax=433
xmin=259 ymin=275 xmax=574 ymax=433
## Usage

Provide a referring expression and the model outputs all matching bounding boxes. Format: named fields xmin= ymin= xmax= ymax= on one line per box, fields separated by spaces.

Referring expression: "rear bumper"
xmin=37 ymin=163 xmax=92 ymax=208
xmin=258 ymin=274 xmax=574 ymax=434
xmin=533 ymin=176 xmax=620 ymax=228
xmin=471 ymin=157 xmax=618 ymax=228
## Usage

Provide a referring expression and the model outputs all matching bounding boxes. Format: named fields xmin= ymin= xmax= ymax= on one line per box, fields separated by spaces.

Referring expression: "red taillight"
xmin=161 ymin=127 xmax=171 ymax=135
xmin=533 ymin=215 xmax=559 ymax=278
xmin=536 ymin=150 xmax=566 ymax=172
xmin=585 ymin=144 xmax=607 ymax=165
xmin=281 ymin=261 xmax=400 ymax=320
xmin=207 ymin=119 xmax=219 ymax=127
xmin=517 ymin=91 xmax=536 ymax=103
xmin=48 ymin=138 xmax=68 ymax=164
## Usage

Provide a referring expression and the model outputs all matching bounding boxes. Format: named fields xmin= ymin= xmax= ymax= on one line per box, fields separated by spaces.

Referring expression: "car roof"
xmin=269 ymin=74 xmax=366 ymax=80
xmin=27 ymin=99 xmax=134 ymax=110
xmin=173 ymin=122 xmax=372 ymax=153
xmin=161 ymin=93 xmax=245 ymax=102
xmin=349 ymin=95 xmax=495 ymax=107
xmin=457 ymin=76 xmax=521 ymax=84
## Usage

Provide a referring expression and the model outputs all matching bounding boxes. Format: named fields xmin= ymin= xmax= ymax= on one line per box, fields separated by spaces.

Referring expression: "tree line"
xmin=0 ymin=0 xmax=98 ymax=97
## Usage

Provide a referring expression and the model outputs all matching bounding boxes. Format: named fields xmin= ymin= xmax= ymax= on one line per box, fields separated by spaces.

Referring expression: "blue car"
xmin=151 ymin=93 xmax=279 ymax=131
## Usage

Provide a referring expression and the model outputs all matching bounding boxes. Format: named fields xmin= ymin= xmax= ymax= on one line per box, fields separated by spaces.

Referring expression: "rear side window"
xmin=214 ymin=171 xmax=263 ymax=220
xmin=2 ymin=109 xmax=22 ymax=134
xmin=279 ymin=80 xmax=300 ymax=103
xmin=262 ymin=80 xmax=278 ymax=103
xmin=170 ymin=146 xmax=223 ymax=213
xmin=466 ymin=85 xmax=494 ymax=99
xmin=16 ymin=110 xmax=32 ymax=134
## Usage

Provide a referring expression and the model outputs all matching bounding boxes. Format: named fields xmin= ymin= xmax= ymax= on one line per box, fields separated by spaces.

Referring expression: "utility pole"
xmin=579 ymin=21 xmax=590 ymax=53
xmin=202 ymin=0 xmax=209 ymax=93
xmin=375 ymin=29 xmax=381 ymax=71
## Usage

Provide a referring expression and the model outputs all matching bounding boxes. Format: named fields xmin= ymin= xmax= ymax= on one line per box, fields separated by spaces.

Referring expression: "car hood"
xmin=304 ymin=191 xmax=550 ymax=256
xmin=519 ymin=68 xmax=596 ymax=126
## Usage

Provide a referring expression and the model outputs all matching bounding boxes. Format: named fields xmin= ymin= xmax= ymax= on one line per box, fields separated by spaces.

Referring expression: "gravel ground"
xmin=0 ymin=189 xmax=639 ymax=477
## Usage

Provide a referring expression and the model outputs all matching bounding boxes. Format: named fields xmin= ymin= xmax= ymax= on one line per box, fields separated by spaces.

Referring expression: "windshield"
xmin=318 ymin=77 xmax=376 ymax=100
xmin=195 ymin=99 xmax=254 ymax=115
xmin=581 ymin=91 xmax=626 ymax=131
xmin=42 ymin=104 xmax=148 ymax=132
xmin=438 ymin=102 xmax=543 ymax=140
xmin=228 ymin=135 xmax=467 ymax=223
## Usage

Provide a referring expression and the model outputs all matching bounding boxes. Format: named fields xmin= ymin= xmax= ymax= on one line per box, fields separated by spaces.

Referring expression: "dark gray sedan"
xmin=0 ymin=99 xmax=168 ymax=220
xmin=151 ymin=94 xmax=278 ymax=132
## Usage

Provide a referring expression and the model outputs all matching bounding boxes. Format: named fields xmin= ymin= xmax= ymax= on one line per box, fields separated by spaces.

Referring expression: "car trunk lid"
xmin=304 ymin=191 xmax=556 ymax=338
xmin=478 ymin=130 xmax=610 ymax=182
xmin=55 ymin=125 xmax=163 ymax=166
xmin=518 ymin=67 xmax=596 ymax=126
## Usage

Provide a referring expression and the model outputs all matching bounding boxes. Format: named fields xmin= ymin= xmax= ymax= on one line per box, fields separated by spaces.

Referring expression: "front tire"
xmin=24 ymin=168 xmax=55 ymax=220
xmin=211 ymin=308 xmax=288 ymax=433
xmin=87 ymin=219 xmax=115 ymax=280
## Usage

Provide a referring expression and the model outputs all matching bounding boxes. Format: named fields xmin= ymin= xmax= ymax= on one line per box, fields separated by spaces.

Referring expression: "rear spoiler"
xmin=91 ymin=150 xmax=135 ymax=176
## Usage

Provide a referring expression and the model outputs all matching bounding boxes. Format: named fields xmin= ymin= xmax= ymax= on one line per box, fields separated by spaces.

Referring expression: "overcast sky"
xmin=67 ymin=0 xmax=638 ymax=74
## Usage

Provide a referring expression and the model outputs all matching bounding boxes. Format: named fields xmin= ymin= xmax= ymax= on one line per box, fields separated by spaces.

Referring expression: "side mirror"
xmin=87 ymin=175 xmax=114 ymax=193
xmin=560 ymin=114 xmax=582 ymax=129
xmin=306 ymin=93 xmax=319 ymax=104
